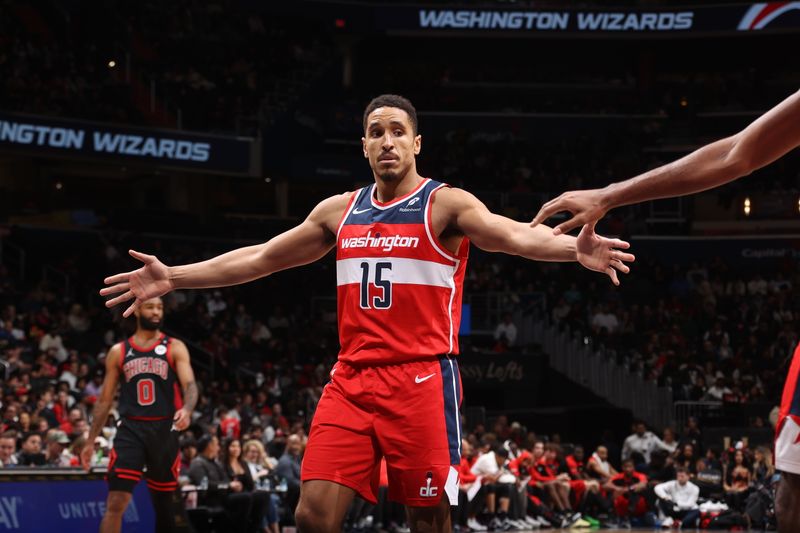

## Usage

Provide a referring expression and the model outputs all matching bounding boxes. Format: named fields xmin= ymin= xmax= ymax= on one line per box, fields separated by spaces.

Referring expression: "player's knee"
xmin=295 ymin=501 xmax=338 ymax=533
xmin=106 ymin=492 xmax=132 ymax=515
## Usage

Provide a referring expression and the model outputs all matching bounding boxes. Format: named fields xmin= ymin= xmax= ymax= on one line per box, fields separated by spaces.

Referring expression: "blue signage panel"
xmin=0 ymin=479 xmax=154 ymax=532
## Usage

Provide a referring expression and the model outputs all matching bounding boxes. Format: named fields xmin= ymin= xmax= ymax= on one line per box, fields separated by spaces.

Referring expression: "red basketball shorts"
xmin=301 ymin=356 xmax=463 ymax=507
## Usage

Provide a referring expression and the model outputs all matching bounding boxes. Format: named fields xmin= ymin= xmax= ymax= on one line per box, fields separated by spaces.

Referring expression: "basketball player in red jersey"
xmin=532 ymin=89 xmax=800 ymax=532
xmin=100 ymin=94 xmax=634 ymax=533
xmin=81 ymin=297 xmax=198 ymax=533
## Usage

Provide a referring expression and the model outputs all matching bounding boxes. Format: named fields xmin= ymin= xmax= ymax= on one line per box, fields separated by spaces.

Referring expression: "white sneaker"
xmin=661 ymin=516 xmax=674 ymax=528
xmin=467 ymin=518 xmax=488 ymax=531
xmin=511 ymin=519 xmax=529 ymax=530
xmin=523 ymin=515 xmax=541 ymax=527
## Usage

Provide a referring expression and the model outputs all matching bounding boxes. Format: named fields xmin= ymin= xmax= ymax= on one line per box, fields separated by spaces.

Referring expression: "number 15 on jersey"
xmin=360 ymin=261 xmax=392 ymax=309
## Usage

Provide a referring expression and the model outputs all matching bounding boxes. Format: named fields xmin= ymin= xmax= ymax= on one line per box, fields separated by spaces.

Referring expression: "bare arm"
xmin=101 ymin=193 xmax=351 ymax=316
xmin=435 ymin=187 xmax=634 ymax=284
xmin=533 ymin=89 xmax=800 ymax=234
xmin=606 ymin=90 xmax=800 ymax=205
xmin=81 ymin=345 xmax=121 ymax=469
xmin=171 ymin=339 xmax=198 ymax=431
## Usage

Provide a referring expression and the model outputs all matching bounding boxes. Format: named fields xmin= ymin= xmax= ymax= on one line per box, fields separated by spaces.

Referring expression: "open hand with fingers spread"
xmin=531 ymin=188 xmax=609 ymax=236
xmin=100 ymin=250 xmax=174 ymax=317
xmin=575 ymin=224 xmax=635 ymax=286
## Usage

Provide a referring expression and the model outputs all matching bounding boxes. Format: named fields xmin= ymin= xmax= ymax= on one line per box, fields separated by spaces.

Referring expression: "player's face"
xmin=677 ymin=471 xmax=689 ymax=484
xmin=136 ymin=298 xmax=163 ymax=331
xmin=623 ymin=463 xmax=634 ymax=475
xmin=597 ymin=447 xmax=608 ymax=461
xmin=362 ymin=107 xmax=421 ymax=182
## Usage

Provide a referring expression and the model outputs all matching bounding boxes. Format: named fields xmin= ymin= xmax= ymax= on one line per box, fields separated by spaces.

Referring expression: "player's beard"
xmin=378 ymin=171 xmax=398 ymax=182
xmin=138 ymin=316 xmax=162 ymax=331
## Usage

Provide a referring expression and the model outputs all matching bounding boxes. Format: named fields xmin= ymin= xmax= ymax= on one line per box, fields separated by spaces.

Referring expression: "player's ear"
xmin=361 ymin=137 xmax=368 ymax=158
xmin=414 ymin=134 xmax=422 ymax=156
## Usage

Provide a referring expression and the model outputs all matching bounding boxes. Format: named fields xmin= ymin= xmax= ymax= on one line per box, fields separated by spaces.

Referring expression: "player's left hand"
xmin=173 ymin=408 xmax=191 ymax=431
xmin=575 ymin=223 xmax=635 ymax=286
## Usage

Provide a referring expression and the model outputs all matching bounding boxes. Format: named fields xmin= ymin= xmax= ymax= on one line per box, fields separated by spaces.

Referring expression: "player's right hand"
xmin=80 ymin=442 xmax=94 ymax=471
xmin=531 ymin=188 xmax=609 ymax=235
xmin=100 ymin=250 xmax=174 ymax=317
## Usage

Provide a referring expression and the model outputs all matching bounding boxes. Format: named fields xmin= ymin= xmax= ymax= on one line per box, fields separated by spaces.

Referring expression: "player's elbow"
xmin=724 ymin=134 xmax=758 ymax=179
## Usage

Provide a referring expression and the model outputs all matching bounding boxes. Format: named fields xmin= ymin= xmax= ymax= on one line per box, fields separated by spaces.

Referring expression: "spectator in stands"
xmin=531 ymin=444 xmax=576 ymax=525
xmin=694 ymin=458 xmax=723 ymax=498
xmin=724 ymin=448 xmax=753 ymax=511
xmin=0 ymin=431 xmax=17 ymax=467
xmin=654 ymin=466 xmax=700 ymax=528
xmin=243 ymin=439 xmax=280 ymax=533
xmin=15 ymin=433 xmax=44 ymax=466
xmin=586 ymin=445 xmax=617 ymax=482
xmin=591 ymin=304 xmax=619 ymax=335
xmin=454 ymin=438 xmax=484 ymax=531
xmin=563 ymin=445 xmax=605 ymax=523
xmin=752 ymin=446 xmax=775 ymax=486
xmin=655 ymin=427 xmax=678 ymax=454
xmin=275 ymin=433 xmax=302 ymax=518
xmin=221 ymin=438 xmax=269 ymax=533
xmin=673 ymin=443 xmax=697 ymax=475
xmin=43 ymin=429 xmax=72 ymax=467
xmin=206 ymin=291 xmax=227 ymax=318
xmin=606 ymin=459 xmax=654 ymax=528
xmin=494 ymin=313 xmax=518 ymax=350
xmin=179 ymin=436 xmax=197 ymax=480
xmin=706 ymin=377 xmax=733 ymax=401
xmin=188 ymin=434 xmax=253 ymax=533
xmin=621 ymin=421 xmax=659 ymax=465
xmin=470 ymin=445 xmax=514 ymax=530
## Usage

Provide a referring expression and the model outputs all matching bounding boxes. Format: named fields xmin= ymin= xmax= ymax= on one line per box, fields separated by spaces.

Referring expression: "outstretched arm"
xmin=81 ymin=344 xmax=121 ymax=470
xmin=101 ymin=193 xmax=351 ymax=316
xmin=436 ymin=188 xmax=634 ymax=285
xmin=532 ymin=89 xmax=800 ymax=234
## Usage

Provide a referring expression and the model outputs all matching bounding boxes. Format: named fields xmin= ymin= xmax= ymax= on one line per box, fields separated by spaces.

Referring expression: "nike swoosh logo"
xmin=352 ymin=207 xmax=371 ymax=215
xmin=415 ymin=373 xmax=436 ymax=384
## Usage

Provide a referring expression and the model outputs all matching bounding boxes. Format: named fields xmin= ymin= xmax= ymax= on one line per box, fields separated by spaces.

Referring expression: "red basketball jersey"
xmin=336 ymin=178 xmax=469 ymax=364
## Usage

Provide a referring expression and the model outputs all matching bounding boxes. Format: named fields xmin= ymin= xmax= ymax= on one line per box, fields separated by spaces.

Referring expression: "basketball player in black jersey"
xmin=81 ymin=297 xmax=198 ymax=533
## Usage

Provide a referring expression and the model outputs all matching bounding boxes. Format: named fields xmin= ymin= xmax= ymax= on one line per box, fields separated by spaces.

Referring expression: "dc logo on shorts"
xmin=419 ymin=471 xmax=438 ymax=498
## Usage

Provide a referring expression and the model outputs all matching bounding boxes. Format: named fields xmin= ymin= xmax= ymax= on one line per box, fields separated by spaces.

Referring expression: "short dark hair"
xmin=493 ymin=446 xmax=509 ymax=458
xmin=21 ymin=432 xmax=40 ymax=443
xmin=197 ymin=434 xmax=215 ymax=454
xmin=363 ymin=94 xmax=418 ymax=134
xmin=675 ymin=466 xmax=689 ymax=475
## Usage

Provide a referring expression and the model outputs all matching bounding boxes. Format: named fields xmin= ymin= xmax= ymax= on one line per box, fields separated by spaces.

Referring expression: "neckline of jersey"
xmin=129 ymin=332 xmax=165 ymax=352
xmin=369 ymin=177 xmax=430 ymax=209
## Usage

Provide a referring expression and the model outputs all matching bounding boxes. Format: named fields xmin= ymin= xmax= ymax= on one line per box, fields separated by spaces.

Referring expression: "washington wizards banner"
xmin=0 ymin=111 xmax=258 ymax=176
xmin=369 ymin=2 xmax=800 ymax=35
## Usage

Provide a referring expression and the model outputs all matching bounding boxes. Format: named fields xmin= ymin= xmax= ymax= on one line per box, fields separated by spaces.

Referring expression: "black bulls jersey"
xmin=118 ymin=333 xmax=182 ymax=419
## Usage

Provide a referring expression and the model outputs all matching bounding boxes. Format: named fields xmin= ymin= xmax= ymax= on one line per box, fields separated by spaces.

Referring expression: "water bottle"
xmin=277 ymin=477 xmax=287 ymax=492
xmin=199 ymin=475 xmax=208 ymax=491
